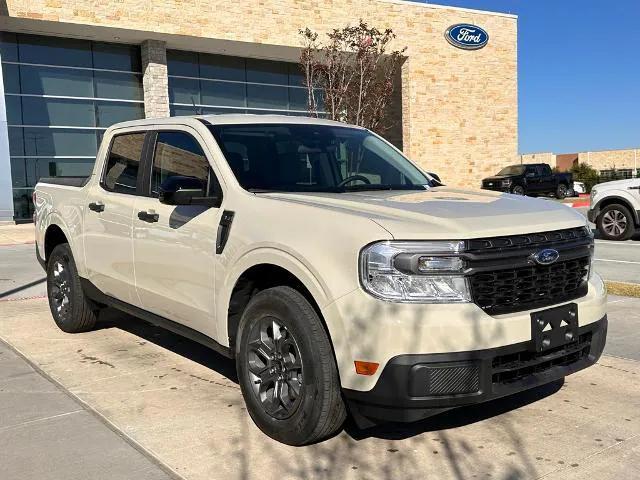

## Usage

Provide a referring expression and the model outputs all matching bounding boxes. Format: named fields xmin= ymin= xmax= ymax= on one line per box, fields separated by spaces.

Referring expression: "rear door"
xmin=83 ymin=130 xmax=147 ymax=304
xmin=132 ymin=128 xmax=223 ymax=335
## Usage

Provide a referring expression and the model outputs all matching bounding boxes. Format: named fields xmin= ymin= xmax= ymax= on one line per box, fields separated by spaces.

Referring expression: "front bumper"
xmin=344 ymin=315 xmax=607 ymax=425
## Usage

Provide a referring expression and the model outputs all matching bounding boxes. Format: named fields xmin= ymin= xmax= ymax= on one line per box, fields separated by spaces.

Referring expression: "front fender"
xmin=215 ymin=245 xmax=352 ymax=350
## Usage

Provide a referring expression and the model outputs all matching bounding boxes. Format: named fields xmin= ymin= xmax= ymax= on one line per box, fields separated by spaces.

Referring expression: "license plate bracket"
xmin=530 ymin=303 xmax=579 ymax=352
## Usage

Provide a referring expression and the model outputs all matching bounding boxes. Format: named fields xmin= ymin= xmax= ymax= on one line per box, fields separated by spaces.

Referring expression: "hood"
xmin=261 ymin=187 xmax=587 ymax=239
xmin=483 ymin=175 xmax=513 ymax=182
xmin=595 ymin=178 xmax=639 ymax=190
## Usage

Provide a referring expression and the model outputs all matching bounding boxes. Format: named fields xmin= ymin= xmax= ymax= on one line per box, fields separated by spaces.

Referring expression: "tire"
xmin=597 ymin=204 xmax=635 ymax=241
xmin=556 ymin=184 xmax=568 ymax=199
xmin=46 ymin=243 xmax=98 ymax=333
xmin=236 ymin=286 xmax=346 ymax=445
xmin=511 ymin=185 xmax=525 ymax=196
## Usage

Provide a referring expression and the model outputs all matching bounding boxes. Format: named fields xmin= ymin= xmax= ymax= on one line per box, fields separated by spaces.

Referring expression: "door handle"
xmin=88 ymin=201 xmax=105 ymax=212
xmin=137 ymin=210 xmax=159 ymax=223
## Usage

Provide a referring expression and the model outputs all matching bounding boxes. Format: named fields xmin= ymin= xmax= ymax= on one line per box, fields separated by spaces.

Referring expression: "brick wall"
xmin=4 ymin=0 xmax=518 ymax=189
xmin=578 ymin=149 xmax=639 ymax=172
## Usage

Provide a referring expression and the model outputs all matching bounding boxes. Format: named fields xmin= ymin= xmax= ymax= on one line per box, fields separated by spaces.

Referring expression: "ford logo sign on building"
xmin=445 ymin=24 xmax=489 ymax=50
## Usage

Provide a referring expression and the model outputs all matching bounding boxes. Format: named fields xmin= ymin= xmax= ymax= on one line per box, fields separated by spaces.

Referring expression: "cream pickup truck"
xmin=34 ymin=115 xmax=607 ymax=445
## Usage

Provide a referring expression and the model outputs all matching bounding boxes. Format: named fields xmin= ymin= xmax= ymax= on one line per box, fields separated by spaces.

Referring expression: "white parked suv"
xmin=588 ymin=178 xmax=640 ymax=240
xmin=34 ymin=115 xmax=607 ymax=445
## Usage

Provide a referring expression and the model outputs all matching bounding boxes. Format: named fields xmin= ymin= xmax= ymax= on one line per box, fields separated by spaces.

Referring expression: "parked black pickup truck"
xmin=481 ymin=164 xmax=574 ymax=199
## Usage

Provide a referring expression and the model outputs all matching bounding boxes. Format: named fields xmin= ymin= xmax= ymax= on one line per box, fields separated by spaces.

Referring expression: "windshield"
xmin=208 ymin=124 xmax=431 ymax=193
xmin=497 ymin=165 xmax=525 ymax=176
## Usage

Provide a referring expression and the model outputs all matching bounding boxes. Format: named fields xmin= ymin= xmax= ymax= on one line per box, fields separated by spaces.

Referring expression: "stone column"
xmin=141 ymin=40 xmax=170 ymax=119
xmin=0 ymin=47 xmax=15 ymax=223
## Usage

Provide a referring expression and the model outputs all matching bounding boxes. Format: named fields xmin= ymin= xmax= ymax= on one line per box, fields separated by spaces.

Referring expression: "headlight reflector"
xmin=360 ymin=241 xmax=470 ymax=303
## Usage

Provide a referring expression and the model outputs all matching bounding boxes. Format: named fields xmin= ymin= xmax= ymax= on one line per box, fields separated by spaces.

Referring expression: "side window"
xmin=525 ymin=166 xmax=537 ymax=177
xmin=150 ymin=131 xmax=215 ymax=197
xmin=541 ymin=164 xmax=552 ymax=176
xmin=102 ymin=133 xmax=145 ymax=194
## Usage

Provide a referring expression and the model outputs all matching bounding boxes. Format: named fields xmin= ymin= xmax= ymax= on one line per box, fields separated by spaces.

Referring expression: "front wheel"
xmin=511 ymin=185 xmax=525 ymax=196
xmin=597 ymin=204 xmax=635 ymax=241
xmin=236 ymin=286 xmax=346 ymax=445
xmin=46 ymin=243 xmax=98 ymax=333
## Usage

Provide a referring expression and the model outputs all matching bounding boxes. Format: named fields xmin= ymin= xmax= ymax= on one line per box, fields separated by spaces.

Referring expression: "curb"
xmin=605 ymin=281 xmax=640 ymax=298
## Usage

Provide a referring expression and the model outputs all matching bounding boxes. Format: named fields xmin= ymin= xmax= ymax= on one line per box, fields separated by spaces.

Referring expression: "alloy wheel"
xmin=602 ymin=210 xmax=628 ymax=237
xmin=50 ymin=260 xmax=71 ymax=321
xmin=246 ymin=316 xmax=304 ymax=419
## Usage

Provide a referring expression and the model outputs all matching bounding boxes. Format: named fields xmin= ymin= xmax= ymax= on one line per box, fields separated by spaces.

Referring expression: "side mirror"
xmin=526 ymin=172 xmax=536 ymax=178
xmin=427 ymin=172 xmax=442 ymax=185
xmin=159 ymin=176 xmax=210 ymax=206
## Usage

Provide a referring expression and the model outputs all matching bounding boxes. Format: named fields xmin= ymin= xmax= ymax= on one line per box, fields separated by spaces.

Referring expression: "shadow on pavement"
xmin=95 ymin=307 xmax=239 ymax=383
xmin=0 ymin=277 xmax=46 ymax=299
xmin=96 ymin=306 xmax=564 ymax=449
xmin=346 ymin=379 xmax=563 ymax=441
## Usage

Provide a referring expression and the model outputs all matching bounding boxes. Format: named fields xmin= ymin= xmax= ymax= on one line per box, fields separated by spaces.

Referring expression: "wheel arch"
xmin=596 ymin=195 xmax=639 ymax=226
xmin=219 ymin=249 xmax=335 ymax=352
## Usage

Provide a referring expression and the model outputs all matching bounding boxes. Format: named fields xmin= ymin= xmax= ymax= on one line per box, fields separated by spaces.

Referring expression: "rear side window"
xmin=150 ymin=131 xmax=215 ymax=197
xmin=102 ymin=133 xmax=145 ymax=194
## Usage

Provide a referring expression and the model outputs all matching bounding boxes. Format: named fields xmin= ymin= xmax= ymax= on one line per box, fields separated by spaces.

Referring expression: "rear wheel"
xmin=236 ymin=286 xmax=346 ymax=445
xmin=46 ymin=243 xmax=98 ymax=333
xmin=597 ymin=204 xmax=635 ymax=241
xmin=556 ymin=184 xmax=568 ymax=199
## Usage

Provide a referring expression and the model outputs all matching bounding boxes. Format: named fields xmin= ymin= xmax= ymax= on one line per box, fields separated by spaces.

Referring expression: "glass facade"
xmin=167 ymin=50 xmax=322 ymax=117
xmin=0 ymin=33 xmax=144 ymax=220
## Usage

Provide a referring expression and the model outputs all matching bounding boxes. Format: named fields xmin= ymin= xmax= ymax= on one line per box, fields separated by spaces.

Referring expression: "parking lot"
xmin=1 ymin=223 xmax=639 ymax=480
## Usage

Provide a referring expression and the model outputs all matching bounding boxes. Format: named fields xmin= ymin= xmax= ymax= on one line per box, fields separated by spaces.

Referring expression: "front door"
xmin=132 ymin=129 xmax=222 ymax=336
xmin=83 ymin=131 xmax=146 ymax=305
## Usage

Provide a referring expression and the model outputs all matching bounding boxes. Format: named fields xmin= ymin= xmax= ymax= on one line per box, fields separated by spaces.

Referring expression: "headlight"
xmin=359 ymin=241 xmax=471 ymax=303
xmin=501 ymin=179 xmax=512 ymax=187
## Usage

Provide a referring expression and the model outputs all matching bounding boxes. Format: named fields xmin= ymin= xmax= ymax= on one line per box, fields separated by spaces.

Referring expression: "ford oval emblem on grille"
xmin=532 ymin=248 xmax=560 ymax=265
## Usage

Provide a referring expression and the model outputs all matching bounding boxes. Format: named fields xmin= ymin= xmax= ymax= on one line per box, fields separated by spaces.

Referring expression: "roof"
xmin=198 ymin=113 xmax=362 ymax=128
xmin=110 ymin=114 xmax=364 ymax=130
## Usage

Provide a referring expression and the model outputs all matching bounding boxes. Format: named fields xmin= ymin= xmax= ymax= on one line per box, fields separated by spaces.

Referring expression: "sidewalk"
xmin=0 ymin=224 xmax=35 ymax=246
xmin=0 ymin=339 xmax=176 ymax=480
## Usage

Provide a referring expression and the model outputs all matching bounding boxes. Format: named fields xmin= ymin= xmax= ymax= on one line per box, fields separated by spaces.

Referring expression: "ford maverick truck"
xmin=34 ymin=115 xmax=607 ymax=445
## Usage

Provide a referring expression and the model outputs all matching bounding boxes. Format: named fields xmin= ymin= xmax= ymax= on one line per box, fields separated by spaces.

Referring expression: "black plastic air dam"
xmin=343 ymin=316 xmax=607 ymax=425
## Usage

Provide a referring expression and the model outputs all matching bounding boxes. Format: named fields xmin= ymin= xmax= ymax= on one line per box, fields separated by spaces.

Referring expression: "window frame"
xmin=99 ymin=129 xmax=150 ymax=196
xmin=142 ymin=128 xmax=223 ymax=203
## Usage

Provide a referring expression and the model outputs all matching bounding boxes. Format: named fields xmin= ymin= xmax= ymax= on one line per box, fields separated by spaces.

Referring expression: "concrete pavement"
xmin=0 ymin=338 xmax=175 ymax=480
xmin=0 ymin=296 xmax=638 ymax=480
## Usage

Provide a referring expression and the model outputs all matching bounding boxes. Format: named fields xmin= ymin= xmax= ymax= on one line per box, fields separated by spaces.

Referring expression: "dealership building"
xmin=0 ymin=0 xmax=517 ymax=222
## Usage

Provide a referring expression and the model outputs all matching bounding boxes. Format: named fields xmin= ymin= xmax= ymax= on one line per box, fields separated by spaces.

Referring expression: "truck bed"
xmin=38 ymin=177 xmax=90 ymax=188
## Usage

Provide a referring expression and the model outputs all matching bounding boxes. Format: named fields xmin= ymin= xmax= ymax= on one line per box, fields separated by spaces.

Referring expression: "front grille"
xmin=469 ymin=257 xmax=589 ymax=315
xmin=466 ymin=227 xmax=592 ymax=315
xmin=492 ymin=332 xmax=592 ymax=385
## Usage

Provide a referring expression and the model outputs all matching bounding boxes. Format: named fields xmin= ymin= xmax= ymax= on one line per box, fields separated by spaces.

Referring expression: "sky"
xmin=416 ymin=0 xmax=639 ymax=154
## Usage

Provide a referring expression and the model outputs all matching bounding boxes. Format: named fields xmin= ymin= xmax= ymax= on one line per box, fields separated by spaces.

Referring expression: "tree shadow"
xmin=346 ymin=379 xmax=563 ymax=441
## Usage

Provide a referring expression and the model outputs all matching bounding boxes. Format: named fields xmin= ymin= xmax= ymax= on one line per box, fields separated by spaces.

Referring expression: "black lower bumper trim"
xmin=344 ymin=316 xmax=607 ymax=425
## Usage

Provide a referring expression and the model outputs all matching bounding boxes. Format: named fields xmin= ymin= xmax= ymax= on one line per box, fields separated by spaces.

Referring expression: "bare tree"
xmin=299 ymin=20 xmax=406 ymax=135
